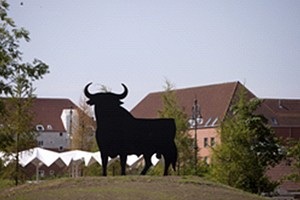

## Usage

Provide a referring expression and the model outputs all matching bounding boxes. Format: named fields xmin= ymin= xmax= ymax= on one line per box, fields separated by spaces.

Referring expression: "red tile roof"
xmin=260 ymin=99 xmax=300 ymax=127
xmin=267 ymin=160 xmax=300 ymax=192
xmin=131 ymin=81 xmax=300 ymax=128
xmin=31 ymin=98 xmax=78 ymax=132
xmin=131 ymin=81 xmax=251 ymax=126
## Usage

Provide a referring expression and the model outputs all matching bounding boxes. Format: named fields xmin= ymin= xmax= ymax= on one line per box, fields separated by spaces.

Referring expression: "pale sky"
xmin=8 ymin=0 xmax=300 ymax=110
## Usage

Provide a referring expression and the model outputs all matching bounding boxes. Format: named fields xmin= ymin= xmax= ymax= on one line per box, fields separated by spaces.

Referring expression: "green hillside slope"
xmin=0 ymin=176 xmax=267 ymax=200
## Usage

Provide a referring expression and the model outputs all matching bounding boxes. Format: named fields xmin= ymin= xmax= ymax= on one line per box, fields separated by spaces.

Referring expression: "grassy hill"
xmin=0 ymin=176 xmax=268 ymax=200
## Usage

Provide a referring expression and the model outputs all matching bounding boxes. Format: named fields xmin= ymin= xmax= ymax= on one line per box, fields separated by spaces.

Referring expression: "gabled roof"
xmin=131 ymin=81 xmax=300 ymax=128
xmin=1 ymin=98 xmax=78 ymax=132
xmin=131 ymin=81 xmax=251 ymax=127
xmin=259 ymin=99 xmax=300 ymax=127
xmin=31 ymin=98 xmax=78 ymax=132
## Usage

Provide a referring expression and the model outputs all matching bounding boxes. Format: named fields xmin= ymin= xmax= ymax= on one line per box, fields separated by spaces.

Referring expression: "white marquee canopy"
xmin=1 ymin=147 xmax=160 ymax=168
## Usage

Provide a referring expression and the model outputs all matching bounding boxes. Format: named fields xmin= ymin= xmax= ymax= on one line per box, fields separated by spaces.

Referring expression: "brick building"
xmin=0 ymin=98 xmax=86 ymax=179
xmin=131 ymin=81 xmax=300 ymax=193
xmin=31 ymin=98 xmax=79 ymax=151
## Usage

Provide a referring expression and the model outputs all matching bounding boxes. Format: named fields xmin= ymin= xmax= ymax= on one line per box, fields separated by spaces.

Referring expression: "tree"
xmin=0 ymin=1 xmax=49 ymax=185
xmin=0 ymin=1 xmax=49 ymax=96
xmin=71 ymin=96 xmax=95 ymax=151
xmin=158 ymin=80 xmax=195 ymax=175
xmin=210 ymin=89 xmax=284 ymax=193
xmin=0 ymin=75 xmax=39 ymax=185
xmin=286 ymin=140 xmax=300 ymax=182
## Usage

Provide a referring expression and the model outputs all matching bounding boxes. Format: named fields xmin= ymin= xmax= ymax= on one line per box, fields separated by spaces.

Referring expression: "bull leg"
xmin=141 ymin=154 xmax=152 ymax=175
xmin=101 ymin=153 xmax=108 ymax=176
xmin=164 ymin=161 xmax=170 ymax=176
xmin=163 ymin=142 xmax=178 ymax=176
xmin=119 ymin=154 xmax=127 ymax=176
xmin=163 ymin=154 xmax=171 ymax=176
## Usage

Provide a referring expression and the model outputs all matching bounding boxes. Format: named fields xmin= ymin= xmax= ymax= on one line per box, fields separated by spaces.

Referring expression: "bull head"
xmin=84 ymin=83 xmax=128 ymax=105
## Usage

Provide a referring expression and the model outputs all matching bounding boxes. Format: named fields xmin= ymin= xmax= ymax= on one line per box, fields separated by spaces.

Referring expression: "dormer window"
xmin=36 ymin=124 xmax=45 ymax=132
xmin=211 ymin=117 xmax=218 ymax=127
xmin=205 ymin=117 xmax=212 ymax=127
xmin=271 ymin=117 xmax=278 ymax=125
xmin=47 ymin=124 xmax=53 ymax=130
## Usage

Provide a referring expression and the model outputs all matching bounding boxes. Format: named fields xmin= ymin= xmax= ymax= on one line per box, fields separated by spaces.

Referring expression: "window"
xmin=59 ymin=132 xmax=63 ymax=137
xmin=210 ymin=137 xmax=215 ymax=147
xmin=47 ymin=124 xmax=53 ymax=130
xmin=205 ymin=118 xmax=212 ymax=127
xmin=211 ymin=117 xmax=218 ymax=127
xmin=49 ymin=170 xmax=55 ymax=176
xmin=271 ymin=117 xmax=278 ymax=125
xmin=38 ymin=141 xmax=44 ymax=147
xmin=39 ymin=170 xmax=45 ymax=177
xmin=59 ymin=146 xmax=64 ymax=151
xmin=36 ymin=124 xmax=44 ymax=132
xmin=204 ymin=138 xmax=208 ymax=147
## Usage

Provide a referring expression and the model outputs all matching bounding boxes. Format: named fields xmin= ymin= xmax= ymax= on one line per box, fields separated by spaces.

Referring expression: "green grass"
xmin=0 ymin=179 xmax=14 ymax=190
xmin=0 ymin=176 xmax=268 ymax=200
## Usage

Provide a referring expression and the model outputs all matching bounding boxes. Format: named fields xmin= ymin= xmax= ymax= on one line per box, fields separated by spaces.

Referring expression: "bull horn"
xmin=84 ymin=82 xmax=93 ymax=98
xmin=116 ymin=83 xmax=128 ymax=99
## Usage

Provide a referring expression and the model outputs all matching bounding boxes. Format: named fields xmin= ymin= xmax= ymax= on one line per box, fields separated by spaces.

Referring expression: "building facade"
xmin=31 ymin=98 xmax=78 ymax=151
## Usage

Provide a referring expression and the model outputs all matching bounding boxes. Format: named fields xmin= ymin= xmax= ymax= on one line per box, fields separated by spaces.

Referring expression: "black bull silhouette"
xmin=84 ymin=83 xmax=177 ymax=176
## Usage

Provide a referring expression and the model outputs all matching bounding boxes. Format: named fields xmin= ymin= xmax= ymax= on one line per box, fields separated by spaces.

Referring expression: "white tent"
xmin=59 ymin=150 xmax=94 ymax=167
xmin=0 ymin=148 xmax=149 ymax=168
xmin=90 ymin=152 xmax=102 ymax=165
xmin=0 ymin=148 xmax=162 ymax=178
xmin=18 ymin=148 xmax=64 ymax=182
xmin=0 ymin=151 xmax=15 ymax=166
xmin=126 ymin=154 xmax=160 ymax=167
xmin=107 ymin=154 xmax=160 ymax=170
xmin=19 ymin=147 xmax=62 ymax=167
xmin=59 ymin=150 xmax=106 ymax=177
xmin=127 ymin=155 xmax=143 ymax=166
xmin=16 ymin=148 xmax=104 ymax=168
xmin=1 ymin=148 xmax=161 ymax=168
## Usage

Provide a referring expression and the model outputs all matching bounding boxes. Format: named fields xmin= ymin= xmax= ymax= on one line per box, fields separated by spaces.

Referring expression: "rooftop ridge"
xmin=261 ymin=98 xmax=300 ymax=101
xmin=147 ymin=81 xmax=241 ymax=95
xmin=175 ymin=81 xmax=240 ymax=92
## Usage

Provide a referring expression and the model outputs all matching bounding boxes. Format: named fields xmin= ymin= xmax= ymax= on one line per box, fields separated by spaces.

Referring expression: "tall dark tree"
xmin=0 ymin=1 xmax=49 ymax=185
xmin=210 ymin=88 xmax=284 ymax=194
xmin=158 ymin=80 xmax=194 ymax=175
